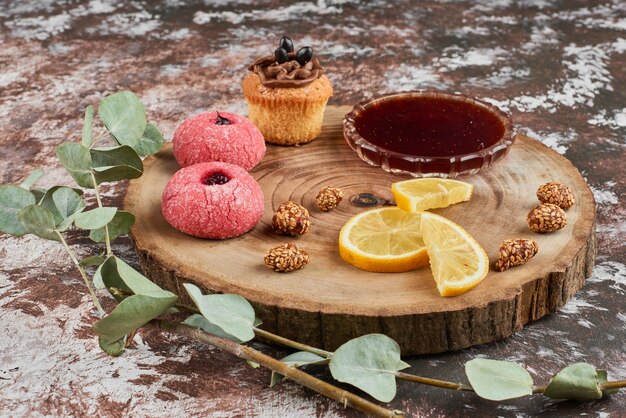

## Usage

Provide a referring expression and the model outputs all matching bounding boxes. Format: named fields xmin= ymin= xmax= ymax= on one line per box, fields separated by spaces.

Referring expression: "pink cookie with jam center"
xmin=161 ymin=162 xmax=264 ymax=239
xmin=173 ymin=112 xmax=265 ymax=171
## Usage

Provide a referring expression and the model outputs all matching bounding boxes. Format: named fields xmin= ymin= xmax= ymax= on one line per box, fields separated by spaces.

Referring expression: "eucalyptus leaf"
xmin=93 ymin=256 xmax=172 ymax=298
xmin=17 ymin=204 xmax=60 ymax=241
xmin=82 ymin=105 xmax=94 ymax=147
xmin=98 ymin=335 xmax=125 ymax=357
xmin=98 ymin=91 xmax=146 ymax=147
xmin=56 ymin=142 xmax=94 ymax=188
xmin=465 ymin=358 xmax=533 ymax=401
xmin=90 ymin=145 xmax=143 ymax=183
xmin=271 ymin=351 xmax=328 ymax=387
xmin=134 ymin=123 xmax=164 ymax=156
xmin=90 ymin=211 xmax=135 ymax=242
xmin=0 ymin=185 xmax=36 ymax=236
xmin=52 ymin=187 xmax=85 ymax=219
xmin=79 ymin=255 xmax=106 ymax=268
xmin=93 ymin=293 xmax=177 ymax=342
xmin=544 ymin=363 xmax=604 ymax=400
xmin=329 ymin=334 xmax=410 ymax=402
xmin=93 ymin=261 xmax=106 ymax=289
xmin=183 ymin=314 xmax=242 ymax=343
xmin=19 ymin=169 xmax=44 ymax=190
xmin=597 ymin=370 xmax=618 ymax=396
xmin=39 ymin=186 xmax=80 ymax=225
xmin=50 ymin=187 xmax=85 ymax=231
xmin=74 ymin=207 xmax=117 ymax=230
xmin=31 ymin=188 xmax=46 ymax=203
xmin=183 ymin=283 xmax=255 ymax=343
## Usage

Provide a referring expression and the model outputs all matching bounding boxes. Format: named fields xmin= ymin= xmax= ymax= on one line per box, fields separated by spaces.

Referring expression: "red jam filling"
xmin=354 ymin=96 xmax=506 ymax=157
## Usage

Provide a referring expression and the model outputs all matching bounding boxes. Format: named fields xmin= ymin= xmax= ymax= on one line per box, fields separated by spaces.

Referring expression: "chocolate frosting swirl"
xmin=248 ymin=52 xmax=324 ymax=88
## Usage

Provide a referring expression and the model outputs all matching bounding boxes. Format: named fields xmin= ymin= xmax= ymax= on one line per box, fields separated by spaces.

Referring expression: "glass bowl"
xmin=343 ymin=90 xmax=516 ymax=178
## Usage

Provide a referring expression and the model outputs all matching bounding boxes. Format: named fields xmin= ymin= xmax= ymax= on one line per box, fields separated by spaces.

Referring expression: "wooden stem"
xmin=253 ymin=327 xmax=333 ymax=359
xmin=56 ymin=231 xmax=105 ymax=316
xmin=145 ymin=319 xmax=403 ymax=418
xmin=91 ymin=173 xmax=112 ymax=256
xmin=600 ymin=381 xmax=626 ymax=391
xmin=395 ymin=371 xmax=473 ymax=391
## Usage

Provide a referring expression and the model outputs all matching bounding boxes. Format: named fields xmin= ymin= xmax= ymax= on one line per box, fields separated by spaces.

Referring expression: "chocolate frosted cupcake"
xmin=242 ymin=36 xmax=333 ymax=145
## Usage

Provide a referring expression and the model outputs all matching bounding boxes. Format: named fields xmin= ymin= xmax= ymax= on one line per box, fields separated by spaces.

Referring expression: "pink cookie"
xmin=161 ymin=162 xmax=264 ymax=239
xmin=173 ymin=112 xmax=265 ymax=171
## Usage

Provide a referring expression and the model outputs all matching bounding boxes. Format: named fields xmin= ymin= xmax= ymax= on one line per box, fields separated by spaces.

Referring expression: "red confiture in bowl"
xmin=343 ymin=90 xmax=515 ymax=178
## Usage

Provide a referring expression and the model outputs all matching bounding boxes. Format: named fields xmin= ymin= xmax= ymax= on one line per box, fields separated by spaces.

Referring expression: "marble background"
xmin=0 ymin=0 xmax=624 ymax=416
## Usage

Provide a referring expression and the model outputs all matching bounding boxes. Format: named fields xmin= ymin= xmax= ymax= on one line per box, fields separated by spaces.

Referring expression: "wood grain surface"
xmin=125 ymin=105 xmax=596 ymax=355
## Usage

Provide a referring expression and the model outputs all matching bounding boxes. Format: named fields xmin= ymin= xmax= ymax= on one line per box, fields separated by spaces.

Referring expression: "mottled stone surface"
xmin=1 ymin=1 xmax=625 ymax=416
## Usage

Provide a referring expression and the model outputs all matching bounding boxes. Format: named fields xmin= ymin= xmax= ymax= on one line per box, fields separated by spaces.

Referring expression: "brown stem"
xmin=145 ymin=319 xmax=403 ymax=418
xmin=56 ymin=230 xmax=105 ymax=316
xmin=395 ymin=371 xmax=473 ymax=391
xmin=90 ymin=173 xmax=112 ymax=256
xmin=533 ymin=385 xmax=547 ymax=394
xmin=176 ymin=302 xmax=334 ymax=358
xmin=600 ymin=381 xmax=626 ymax=391
xmin=253 ymin=327 xmax=333 ymax=359
xmin=125 ymin=329 xmax=138 ymax=348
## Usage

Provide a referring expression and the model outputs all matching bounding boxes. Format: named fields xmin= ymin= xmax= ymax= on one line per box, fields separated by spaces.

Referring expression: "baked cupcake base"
xmin=242 ymin=73 xmax=333 ymax=145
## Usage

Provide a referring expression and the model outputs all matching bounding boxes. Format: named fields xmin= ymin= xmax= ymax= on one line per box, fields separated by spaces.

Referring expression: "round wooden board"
xmin=125 ymin=105 xmax=596 ymax=355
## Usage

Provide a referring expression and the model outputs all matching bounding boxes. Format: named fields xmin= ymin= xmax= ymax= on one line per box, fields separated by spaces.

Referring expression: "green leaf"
xmin=82 ymin=105 xmax=94 ymax=147
xmin=53 ymin=187 xmax=85 ymax=219
xmin=183 ymin=314 xmax=242 ymax=343
xmin=544 ymin=363 xmax=604 ymax=400
xmin=92 ymin=255 xmax=176 ymax=342
xmin=17 ymin=204 xmax=60 ymax=241
xmin=56 ymin=142 xmax=94 ymax=188
xmin=74 ymin=207 xmax=117 ymax=230
xmin=39 ymin=186 xmax=85 ymax=230
xmin=79 ymin=255 xmax=106 ymax=268
xmin=98 ymin=336 xmax=125 ymax=357
xmin=465 ymin=358 xmax=533 ymax=401
xmin=90 ymin=211 xmax=135 ymax=243
xmin=31 ymin=188 xmax=46 ymax=203
xmin=0 ymin=185 xmax=36 ymax=236
xmin=19 ymin=169 xmax=44 ymax=190
xmin=94 ymin=256 xmax=171 ymax=297
xmin=597 ymin=370 xmax=618 ymax=396
xmin=183 ymin=283 xmax=255 ymax=343
xmin=271 ymin=351 xmax=328 ymax=387
xmin=93 ymin=293 xmax=177 ymax=342
xmin=98 ymin=91 xmax=146 ymax=147
xmin=91 ymin=145 xmax=143 ymax=183
xmin=134 ymin=123 xmax=164 ymax=156
xmin=329 ymin=334 xmax=410 ymax=402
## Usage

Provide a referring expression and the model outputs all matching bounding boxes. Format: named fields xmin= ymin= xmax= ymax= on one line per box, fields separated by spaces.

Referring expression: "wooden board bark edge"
xmin=134 ymin=226 xmax=595 ymax=354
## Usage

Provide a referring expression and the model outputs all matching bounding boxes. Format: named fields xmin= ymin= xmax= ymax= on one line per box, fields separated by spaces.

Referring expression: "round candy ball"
xmin=162 ymin=162 xmax=264 ymax=239
xmin=173 ymin=112 xmax=265 ymax=171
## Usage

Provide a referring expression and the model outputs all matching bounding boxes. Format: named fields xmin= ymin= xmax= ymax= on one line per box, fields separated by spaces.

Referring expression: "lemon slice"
xmin=338 ymin=207 xmax=428 ymax=273
xmin=420 ymin=212 xmax=489 ymax=296
xmin=392 ymin=178 xmax=473 ymax=213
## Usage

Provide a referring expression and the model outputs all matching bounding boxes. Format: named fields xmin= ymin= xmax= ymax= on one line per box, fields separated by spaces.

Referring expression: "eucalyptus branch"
xmin=395 ymin=371 xmax=472 ymax=391
xmin=55 ymin=230 xmax=105 ymax=316
xmin=253 ymin=327 xmax=334 ymax=359
xmin=600 ymin=381 xmax=626 ymax=391
xmin=145 ymin=319 xmax=403 ymax=418
xmin=90 ymin=173 xmax=112 ymax=256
